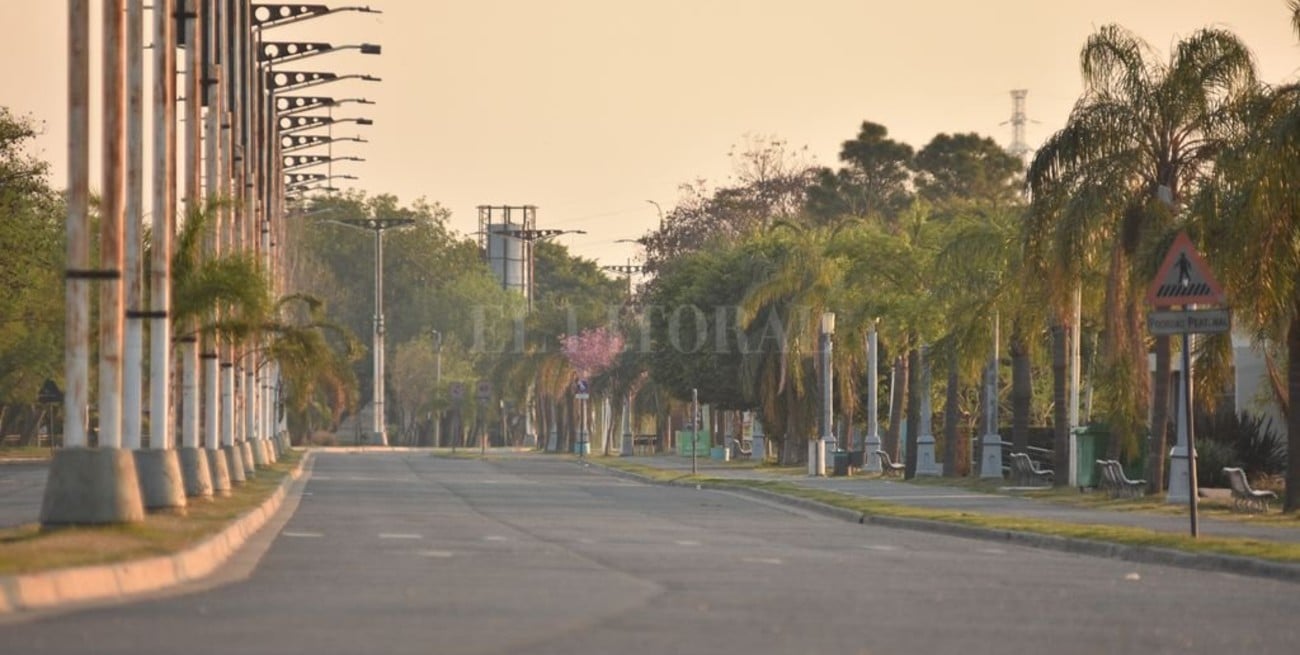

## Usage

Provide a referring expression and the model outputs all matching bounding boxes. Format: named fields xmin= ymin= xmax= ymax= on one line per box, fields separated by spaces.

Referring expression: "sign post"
xmin=1146 ymin=232 xmax=1228 ymax=538
xmin=575 ymin=379 xmax=589 ymax=456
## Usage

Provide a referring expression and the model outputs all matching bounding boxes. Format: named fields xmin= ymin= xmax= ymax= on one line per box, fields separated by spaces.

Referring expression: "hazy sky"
xmin=1 ymin=1 xmax=1297 ymax=268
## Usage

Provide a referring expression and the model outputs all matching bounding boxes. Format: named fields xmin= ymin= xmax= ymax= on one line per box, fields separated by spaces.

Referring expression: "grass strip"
xmin=0 ymin=450 xmax=301 ymax=576
xmin=598 ymin=459 xmax=1300 ymax=564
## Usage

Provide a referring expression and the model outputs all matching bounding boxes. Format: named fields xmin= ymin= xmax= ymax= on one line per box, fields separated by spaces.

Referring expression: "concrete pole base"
xmin=266 ymin=439 xmax=278 ymax=463
xmin=251 ymin=438 xmax=268 ymax=466
xmin=178 ymin=447 xmax=214 ymax=499
xmin=40 ymin=448 xmax=145 ymax=526
xmin=239 ymin=441 xmax=256 ymax=478
xmin=224 ymin=445 xmax=246 ymax=484
xmin=915 ymin=435 xmax=941 ymax=476
xmin=134 ymin=449 xmax=188 ymax=513
xmin=207 ymin=448 xmax=232 ymax=496
xmin=980 ymin=433 xmax=1005 ymax=479
xmin=863 ymin=434 xmax=883 ymax=473
xmin=1167 ymin=447 xmax=1192 ymax=504
xmin=621 ymin=433 xmax=634 ymax=457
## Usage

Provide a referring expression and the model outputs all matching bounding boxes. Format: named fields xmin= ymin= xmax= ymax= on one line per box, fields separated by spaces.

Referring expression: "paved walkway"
xmin=617 ymin=455 xmax=1300 ymax=544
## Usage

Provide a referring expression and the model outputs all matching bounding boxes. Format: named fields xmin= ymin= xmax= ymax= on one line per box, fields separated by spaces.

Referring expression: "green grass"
xmin=0 ymin=450 xmax=301 ymax=576
xmin=596 ymin=458 xmax=1300 ymax=564
xmin=0 ymin=446 xmax=55 ymax=461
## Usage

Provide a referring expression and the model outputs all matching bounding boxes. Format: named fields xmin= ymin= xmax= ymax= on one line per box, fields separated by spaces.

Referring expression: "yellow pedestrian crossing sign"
xmin=1145 ymin=232 xmax=1225 ymax=307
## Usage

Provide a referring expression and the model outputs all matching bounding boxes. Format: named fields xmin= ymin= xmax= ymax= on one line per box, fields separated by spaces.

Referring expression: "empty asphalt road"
xmin=2 ymin=451 xmax=1295 ymax=654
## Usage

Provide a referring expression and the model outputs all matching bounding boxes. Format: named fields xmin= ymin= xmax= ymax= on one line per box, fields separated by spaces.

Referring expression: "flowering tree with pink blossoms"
xmin=560 ymin=326 xmax=625 ymax=379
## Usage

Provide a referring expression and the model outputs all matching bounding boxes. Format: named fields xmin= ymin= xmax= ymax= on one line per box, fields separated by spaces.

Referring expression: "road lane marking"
xmin=675 ymin=540 xmax=701 ymax=547
xmin=977 ymin=547 xmax=1008 ymax=555
xmin=741 ymin=557 xmax=783 ymax=565
xmin=379 ymin=533 xmax=424 ymax=540
xmin=483 ymin=535 xmax=509 ymax=542
xmin=283 ymin=531 xmax=323 ymax=538
xmin=862 ymin=544 xmax=898 ymax=552
xmin=418 ymin=550 xmax=455 ymax=558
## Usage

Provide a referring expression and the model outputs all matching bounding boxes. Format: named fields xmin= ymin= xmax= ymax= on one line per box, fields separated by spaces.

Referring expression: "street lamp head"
xmin=360 ymin=43 xmax=382 ymax=55
xmin=821 ymin=312 xmax=836 ymax=336
xmin=361 ymin=74 xmax=382 ymax=82
xmin=355 ymin=118 xmax=375 ymax=126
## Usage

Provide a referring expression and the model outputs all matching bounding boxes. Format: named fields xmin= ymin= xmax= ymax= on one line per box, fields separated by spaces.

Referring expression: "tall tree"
xmin=1193 ymin=2 xmax=1300 ymax=510
xmin=1027 ymin=25 xmax=1257 ymax=481
xmin=805 ymin=121 xmax=914 ymax=226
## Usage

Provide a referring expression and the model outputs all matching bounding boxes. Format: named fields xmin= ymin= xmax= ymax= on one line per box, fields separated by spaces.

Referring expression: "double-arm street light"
xmin=491 ymin=228 xmax=586 ymax=313
xmin=325 ymin=217 xmax=417 ymax=446
xmin=281 ymin=133 xmax=368 ymax=153
xmin=252 ymin=4 xmax=382 ymax=30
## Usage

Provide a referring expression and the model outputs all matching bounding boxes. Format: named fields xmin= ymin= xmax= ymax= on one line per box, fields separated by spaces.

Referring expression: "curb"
xmin=0 ymin=450 xmax=313 ymax=614
xmin=588 ymin=461 xmax=1300 ymax=584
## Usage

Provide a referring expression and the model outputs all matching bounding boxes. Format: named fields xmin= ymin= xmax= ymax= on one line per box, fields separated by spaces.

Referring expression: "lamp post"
xmin=863 ymin=320 xmax=882 ymax=472
xmin=818 ymin=312 xmax=835 ymax=477
xmin=431 ymin=329 xmax=442 ymax=447
xmin=980 ymin=312 xmax=1004 ymax=478
xmin=327 ymin=217 xmax=416 ymax=446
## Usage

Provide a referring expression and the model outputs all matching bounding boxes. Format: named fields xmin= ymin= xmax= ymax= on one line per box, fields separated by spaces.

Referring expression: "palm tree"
xmin=1193 ymin=2 xmax=1300 ymax=511
xmin=1027 ymin=25 xmax=1257 ymax=487
xmin=172 ymin=204 xmax=359 ymax=443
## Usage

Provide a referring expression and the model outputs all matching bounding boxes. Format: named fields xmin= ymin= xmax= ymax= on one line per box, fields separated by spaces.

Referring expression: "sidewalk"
xmin=616 ymin=455 xmax=1300 ymax=545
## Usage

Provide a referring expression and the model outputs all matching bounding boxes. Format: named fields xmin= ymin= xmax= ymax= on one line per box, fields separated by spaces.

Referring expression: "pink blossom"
xmin=559 ymin=327 xmax=625 ymax=377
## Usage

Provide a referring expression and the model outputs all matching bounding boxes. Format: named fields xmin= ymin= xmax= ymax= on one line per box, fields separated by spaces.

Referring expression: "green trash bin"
xmin=832 ymin=450 xmax=850 ymax=477
xmin=1074 ymin=425 xmax=1110 ymax=488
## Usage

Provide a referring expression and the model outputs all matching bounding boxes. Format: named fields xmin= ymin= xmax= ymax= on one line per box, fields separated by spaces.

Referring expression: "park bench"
xmin=632 ymin=434 xmax=657 ymax=455
xmin=1222 ymin=467 xmax=1277 ymax=513
xmin=1096 ymin=460 xmax=1145 ymax=498
xmin=1009 ymin=452 xmax=1053 ymax=486
xmin=874 ymin=450 xmax=905 ymax=477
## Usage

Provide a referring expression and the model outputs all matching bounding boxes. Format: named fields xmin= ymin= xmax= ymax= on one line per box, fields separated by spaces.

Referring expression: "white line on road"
xmin=283 ymin=531 xmax=324 ymax=538
xmin=862 ymin=544 xmax=898 ymax=552
xmin=977 ymin=547 xmax=1008 ymax=555
xmin=483 ymin=535 xmax=509 ymax=542
xmin=379 ymin=533 xmax=424 ymax=540
xmin=741 ymin=557 xmax=783 ymax=565
xmin=675 ymin=540 xmax=702 ymax=547
xmin=417 ymin=550 xmax=455 ymax=558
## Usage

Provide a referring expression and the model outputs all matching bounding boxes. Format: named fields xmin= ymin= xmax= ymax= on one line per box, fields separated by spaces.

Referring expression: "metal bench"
xmin=874 ymin=450 xmax=905 ymax=477
xmin=632 ymin=434 xmax=657 ymax=455
xmin=1222 ymin=467 xmax=1277 ymax=513
xmin=1096 ymin=460 xmax=1145 ymax=498
xmin=1009 ymin=452 xmax=1053 ymax=486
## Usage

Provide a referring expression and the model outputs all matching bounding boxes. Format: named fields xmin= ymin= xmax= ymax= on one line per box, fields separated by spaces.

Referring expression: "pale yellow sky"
xmin=1 ymin=1 xmax=1296 ymax=267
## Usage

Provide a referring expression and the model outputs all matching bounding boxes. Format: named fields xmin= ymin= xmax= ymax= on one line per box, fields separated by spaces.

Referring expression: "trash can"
xmin=1074 ymin=425 xmax=1110 ymax=488
xmin=847 ymin=450 xmax=865 ymax=469
xmin=832 ymin=450 xmax=850 ymax=477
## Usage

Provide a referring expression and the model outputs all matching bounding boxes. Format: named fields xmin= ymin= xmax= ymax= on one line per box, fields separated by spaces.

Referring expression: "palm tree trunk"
xmin=1011 ymin=323 xmax=1032 ymax=453
xmin=1052 ymin=320 xmax=1070 ymax=487
xmin=944 ymin=355 xmax=961 ymax=477
xmin=1286 ymin=310 xmax=1300 ymax=512
xmin=1148 ymin=335 xmax=1173 ymax=493
xmin=905 ymin=347 xmax=921 ymax=478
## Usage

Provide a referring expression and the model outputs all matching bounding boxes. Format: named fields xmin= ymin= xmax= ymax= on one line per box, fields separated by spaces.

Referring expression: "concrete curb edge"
xmin=588 ymin=460 xmax=1300 ymax=584
xmin=0 ymin=449 xmax=313 ymax=614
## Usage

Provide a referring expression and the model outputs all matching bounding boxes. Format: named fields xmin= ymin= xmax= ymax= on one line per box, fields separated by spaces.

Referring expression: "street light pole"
xmin=819 ymin=312 xmax=835 ymax=477
xmin=329 ymin=217 xmax=415 ymax=446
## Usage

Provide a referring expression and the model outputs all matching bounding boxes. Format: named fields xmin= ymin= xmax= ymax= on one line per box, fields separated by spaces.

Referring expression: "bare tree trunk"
xmin=1148 ymin=335 xmax=1172 ymax=493
xmin=943 ymin=354 xmax=961 ymax=477
xmin=905 ymin=347 xmax=920 ymax=478
xmin=1011 ymin=322 xmax=1032 ymax=453
xmin=1052 ymin=320 xmax=1070 ymax=488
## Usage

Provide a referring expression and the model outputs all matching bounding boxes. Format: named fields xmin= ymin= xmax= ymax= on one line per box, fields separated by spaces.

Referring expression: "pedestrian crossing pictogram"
xmin=1145 ymin=232 xmax=1225 ymax=307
